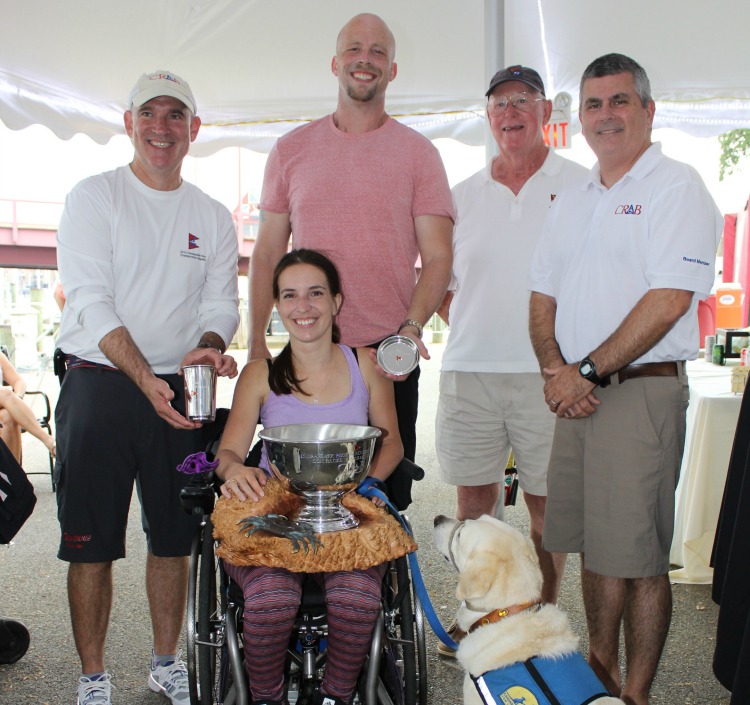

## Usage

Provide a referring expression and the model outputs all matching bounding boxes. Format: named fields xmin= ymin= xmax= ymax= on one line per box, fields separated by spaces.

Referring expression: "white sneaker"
xmin=77 ymin=673 xmax=113 ymax=705
xmin=148 ymin=652 xmax=189 ymax=704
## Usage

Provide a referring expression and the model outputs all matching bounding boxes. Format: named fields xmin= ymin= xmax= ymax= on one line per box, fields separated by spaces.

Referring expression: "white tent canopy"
xmin=2 ymin=0 xmax=749 ymax=156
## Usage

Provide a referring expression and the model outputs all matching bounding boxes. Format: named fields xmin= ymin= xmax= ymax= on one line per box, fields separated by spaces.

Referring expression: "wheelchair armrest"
xmin=180 ymin=473 xmax=217 ymax=516
xmin=396 ymin=457 xmax=425 ymax=482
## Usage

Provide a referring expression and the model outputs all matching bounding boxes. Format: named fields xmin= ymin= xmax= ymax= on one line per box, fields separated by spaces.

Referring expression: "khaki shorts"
xmin=542 ymin=372 xmax=689 ymax=578
xmin=435 ymin=371 xmax=554 ymax=496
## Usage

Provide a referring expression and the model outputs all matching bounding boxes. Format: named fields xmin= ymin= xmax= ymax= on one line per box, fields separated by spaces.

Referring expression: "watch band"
xmin=399 ymin=319 xmax=423 ymax=339
xmin=579 ymin=356 xmax=609 ymax=388
xmin=197 ymin=341 xmax=223 ymax=354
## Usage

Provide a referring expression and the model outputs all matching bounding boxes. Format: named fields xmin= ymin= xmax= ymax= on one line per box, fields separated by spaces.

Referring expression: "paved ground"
xmin=0 ymin=342 xmax=733 ymax=704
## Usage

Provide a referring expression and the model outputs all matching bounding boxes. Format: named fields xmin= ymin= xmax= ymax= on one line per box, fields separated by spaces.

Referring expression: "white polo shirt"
xmin=528 ymin=143 xmax=722 ymax=364
xmin=442 ymin=151 xmax=587 ymax=373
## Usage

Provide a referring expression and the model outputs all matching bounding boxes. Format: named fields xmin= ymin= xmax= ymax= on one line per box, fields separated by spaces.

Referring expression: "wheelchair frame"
xmin=181 ymin=478 xmax=427 ymax=705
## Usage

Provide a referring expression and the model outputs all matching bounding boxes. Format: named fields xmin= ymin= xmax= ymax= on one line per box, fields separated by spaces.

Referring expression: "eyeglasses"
xmin=488 ymin=92 xmax=545 ymax=116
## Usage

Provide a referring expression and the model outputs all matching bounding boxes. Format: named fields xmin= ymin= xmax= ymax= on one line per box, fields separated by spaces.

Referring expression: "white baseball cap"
xmin=129 ymin=70 xmax=197 ymax=113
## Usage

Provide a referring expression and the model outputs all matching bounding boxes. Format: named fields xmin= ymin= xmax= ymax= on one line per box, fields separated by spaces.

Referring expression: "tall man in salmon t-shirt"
xmin=249 ymin=12 xmax=455 ymax=508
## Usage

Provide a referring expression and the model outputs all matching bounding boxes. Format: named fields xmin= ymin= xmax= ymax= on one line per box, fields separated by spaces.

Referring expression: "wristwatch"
xmin=197 ymin=341 xmax=223 ymax=354
xmin=399 ymin=319 xmax=423 ymax=339
xmin=578 ymin=356 xmax=609 ymax=388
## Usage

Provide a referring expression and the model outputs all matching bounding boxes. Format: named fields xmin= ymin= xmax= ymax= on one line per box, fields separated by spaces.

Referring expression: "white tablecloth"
xmin=669 ymin=359 xmax=743 ymax=584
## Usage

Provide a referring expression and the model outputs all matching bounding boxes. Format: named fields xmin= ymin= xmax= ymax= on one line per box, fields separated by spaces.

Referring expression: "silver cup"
xmin=259 ymin=423 xmax=381 ymax=532
xmin=182 ymin=364 xmax=217 ymax=422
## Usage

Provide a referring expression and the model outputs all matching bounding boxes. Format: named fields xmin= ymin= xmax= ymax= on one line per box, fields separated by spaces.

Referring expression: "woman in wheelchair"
xmin=0 ymin=348 xmax=56 ymax=463
xmin=214 ymin=249 xmax=403 ymax=705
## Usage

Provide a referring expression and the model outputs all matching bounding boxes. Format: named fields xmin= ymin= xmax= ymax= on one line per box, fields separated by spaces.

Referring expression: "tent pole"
xmin=484 ymin=0 xmax=504 ymax=161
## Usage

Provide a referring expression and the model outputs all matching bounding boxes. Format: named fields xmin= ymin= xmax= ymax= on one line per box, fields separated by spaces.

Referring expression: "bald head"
xmin=332 ymin=12 xmax=397 ymax=108
xmin=336 ymin=13 xmax=396 ymax=60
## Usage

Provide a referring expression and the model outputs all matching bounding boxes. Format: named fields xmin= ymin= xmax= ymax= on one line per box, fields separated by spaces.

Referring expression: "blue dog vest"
xmin=472 ymin=652 xmax=610 ymax=705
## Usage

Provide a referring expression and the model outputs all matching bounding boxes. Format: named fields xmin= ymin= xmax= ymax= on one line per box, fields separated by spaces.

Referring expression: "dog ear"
xmin=456 ymin=550 xmax=505 ymax=602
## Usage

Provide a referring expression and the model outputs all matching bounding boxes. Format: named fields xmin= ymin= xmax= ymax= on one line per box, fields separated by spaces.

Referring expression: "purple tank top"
xmin=257 ymin=345 xmax=369 ymax=472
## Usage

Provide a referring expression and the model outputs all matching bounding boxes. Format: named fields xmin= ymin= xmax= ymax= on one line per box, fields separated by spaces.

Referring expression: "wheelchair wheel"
xmin=412 ymin=584 xmax=427 ymax=705
xmin=0 ymin=619 xmax=30 ymax=664
xmin=368 ymin=553 xmax=422 ymax=705
xmin=187 ymin=518 xmax=223 ymax=705
xmin=394 ymin=555 xmax=418 ymax=705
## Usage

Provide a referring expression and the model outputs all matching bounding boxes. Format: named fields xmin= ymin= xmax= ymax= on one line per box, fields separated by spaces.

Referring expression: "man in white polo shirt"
xmin=435 ymin=67 xmax=587 ymax=656
xmin=529 ymin=54 xmax=722 ymax=704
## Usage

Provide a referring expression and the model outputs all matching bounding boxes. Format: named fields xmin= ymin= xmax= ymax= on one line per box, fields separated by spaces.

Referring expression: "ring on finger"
xmin=550 ymin=400 xmax=559 ymax=407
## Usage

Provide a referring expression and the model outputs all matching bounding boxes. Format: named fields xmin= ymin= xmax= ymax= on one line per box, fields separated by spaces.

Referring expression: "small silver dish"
xmin=377 ymin=335 xmax=419 ymax=376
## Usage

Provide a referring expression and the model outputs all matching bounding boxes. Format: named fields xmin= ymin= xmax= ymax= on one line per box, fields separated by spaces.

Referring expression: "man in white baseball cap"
xmin=55 ymin=69 xmax=239 ymax=705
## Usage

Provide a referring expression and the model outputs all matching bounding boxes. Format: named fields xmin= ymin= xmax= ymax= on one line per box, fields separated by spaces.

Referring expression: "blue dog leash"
xmin=357 ymin=478 xmax=460 ymax=651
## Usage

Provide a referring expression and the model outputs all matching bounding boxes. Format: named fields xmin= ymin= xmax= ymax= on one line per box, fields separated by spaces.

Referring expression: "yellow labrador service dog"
xmin=434 ymin=514 xmax=624 ymax=705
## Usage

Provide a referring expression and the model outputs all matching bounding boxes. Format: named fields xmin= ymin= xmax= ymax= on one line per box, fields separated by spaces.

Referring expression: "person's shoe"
xmin=149 ymin=652 xmax=189 ymax=704
xmin=77 ymin=673 xmax=113 ymax=705
xmin=436 ymin=619 xmax=466 ymax=658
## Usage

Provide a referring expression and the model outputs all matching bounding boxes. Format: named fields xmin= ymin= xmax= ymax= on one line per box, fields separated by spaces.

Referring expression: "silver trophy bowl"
xmin=259 ymin=423 xmax=381 ymax=533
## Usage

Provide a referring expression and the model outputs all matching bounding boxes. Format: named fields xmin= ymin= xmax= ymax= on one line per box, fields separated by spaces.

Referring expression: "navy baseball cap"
xmin=486 ymin=65 xmax=546 ymax=97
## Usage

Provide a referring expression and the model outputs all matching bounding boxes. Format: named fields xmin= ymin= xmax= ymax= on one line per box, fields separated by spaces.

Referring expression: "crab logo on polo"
xmin=615 ymin=204 xmax=642 ymax=215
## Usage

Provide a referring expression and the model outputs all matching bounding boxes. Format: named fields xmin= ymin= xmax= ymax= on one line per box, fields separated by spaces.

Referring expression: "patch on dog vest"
xmin=472 ymin=652 xmax=610 ymax=705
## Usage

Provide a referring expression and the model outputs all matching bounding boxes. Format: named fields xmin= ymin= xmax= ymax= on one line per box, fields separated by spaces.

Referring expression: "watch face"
xmin=580 ymin=361 xmax=593 ymax=376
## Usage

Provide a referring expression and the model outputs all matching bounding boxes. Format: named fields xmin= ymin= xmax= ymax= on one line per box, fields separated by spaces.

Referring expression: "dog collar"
xmin=467 ymin=599 xmax=543 ymax=634
xmin=447 ymin=520 xmax=465 ymax=569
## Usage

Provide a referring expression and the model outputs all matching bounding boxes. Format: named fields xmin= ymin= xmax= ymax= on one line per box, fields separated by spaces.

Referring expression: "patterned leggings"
xmin=223 ymin=563 xmax=385 ymax=703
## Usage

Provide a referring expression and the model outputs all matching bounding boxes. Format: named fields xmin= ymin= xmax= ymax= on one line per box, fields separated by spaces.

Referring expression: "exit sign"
xmin=544 ymin=92 xmax=573 ymax=149
xmin=543 ymin=120 xmax=570 ymax=148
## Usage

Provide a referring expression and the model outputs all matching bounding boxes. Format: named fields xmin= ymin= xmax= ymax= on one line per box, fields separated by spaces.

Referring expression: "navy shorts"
xmin=55 ymin=365 xmax=203 ymax=562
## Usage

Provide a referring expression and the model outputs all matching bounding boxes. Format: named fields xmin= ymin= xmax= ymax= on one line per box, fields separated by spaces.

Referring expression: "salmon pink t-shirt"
xmin=261 ymin=115 xmax=454 ymax=347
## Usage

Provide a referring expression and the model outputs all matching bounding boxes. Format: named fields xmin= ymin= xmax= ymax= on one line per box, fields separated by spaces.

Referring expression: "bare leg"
xmin=146 ymin=553 xmax=188 ymax=655
xmin=581 ymin=561 xmax=624 ymax=697
xmin=620 ymin=575 xmax=671 ymax=705
xmin=524 ymin=491 xmax=566 ymax=604
xmin=68 ymin=562 xmax=113 ymax=674
xmin=456 ymin=483 xmax=500 ymax=520
xmin=0 ymin=409 xmax=22 ymax=462
xmin=0 ymin=388 xmax=55 ymax=456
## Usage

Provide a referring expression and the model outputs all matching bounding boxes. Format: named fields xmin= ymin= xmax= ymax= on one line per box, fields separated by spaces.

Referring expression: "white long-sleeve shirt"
xmin=56 ymin=165 xmax=240 ymax=373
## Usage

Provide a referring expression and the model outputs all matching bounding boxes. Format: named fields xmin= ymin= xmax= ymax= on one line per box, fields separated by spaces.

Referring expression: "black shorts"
xmin=55 ymin=366 xmax=203 ymax=562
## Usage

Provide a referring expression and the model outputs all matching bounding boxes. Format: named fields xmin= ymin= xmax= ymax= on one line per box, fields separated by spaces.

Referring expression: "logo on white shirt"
xmin=181 ymin=232 xmax=206 ymax=262
xmin=614 ymin=204 xmax=642 ymax=215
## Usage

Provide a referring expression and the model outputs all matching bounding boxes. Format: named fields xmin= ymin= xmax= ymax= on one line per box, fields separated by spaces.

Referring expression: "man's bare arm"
xmin=544 ymin=288 xmax=693 ymax=418
xmin=399 ymin=214 xmax=453 ymax=356
xmin=99 ymin=326 xmax=198 ymax=429
xmin=248 ymin=210 xmax=291 ymax=360
xmin=436 ymin=290 xmax=453 ymax=325
xmin=529 ymin=292 xmax=565 ymax=376
xmin=585 ymin=288 xmax=693 ymax=376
